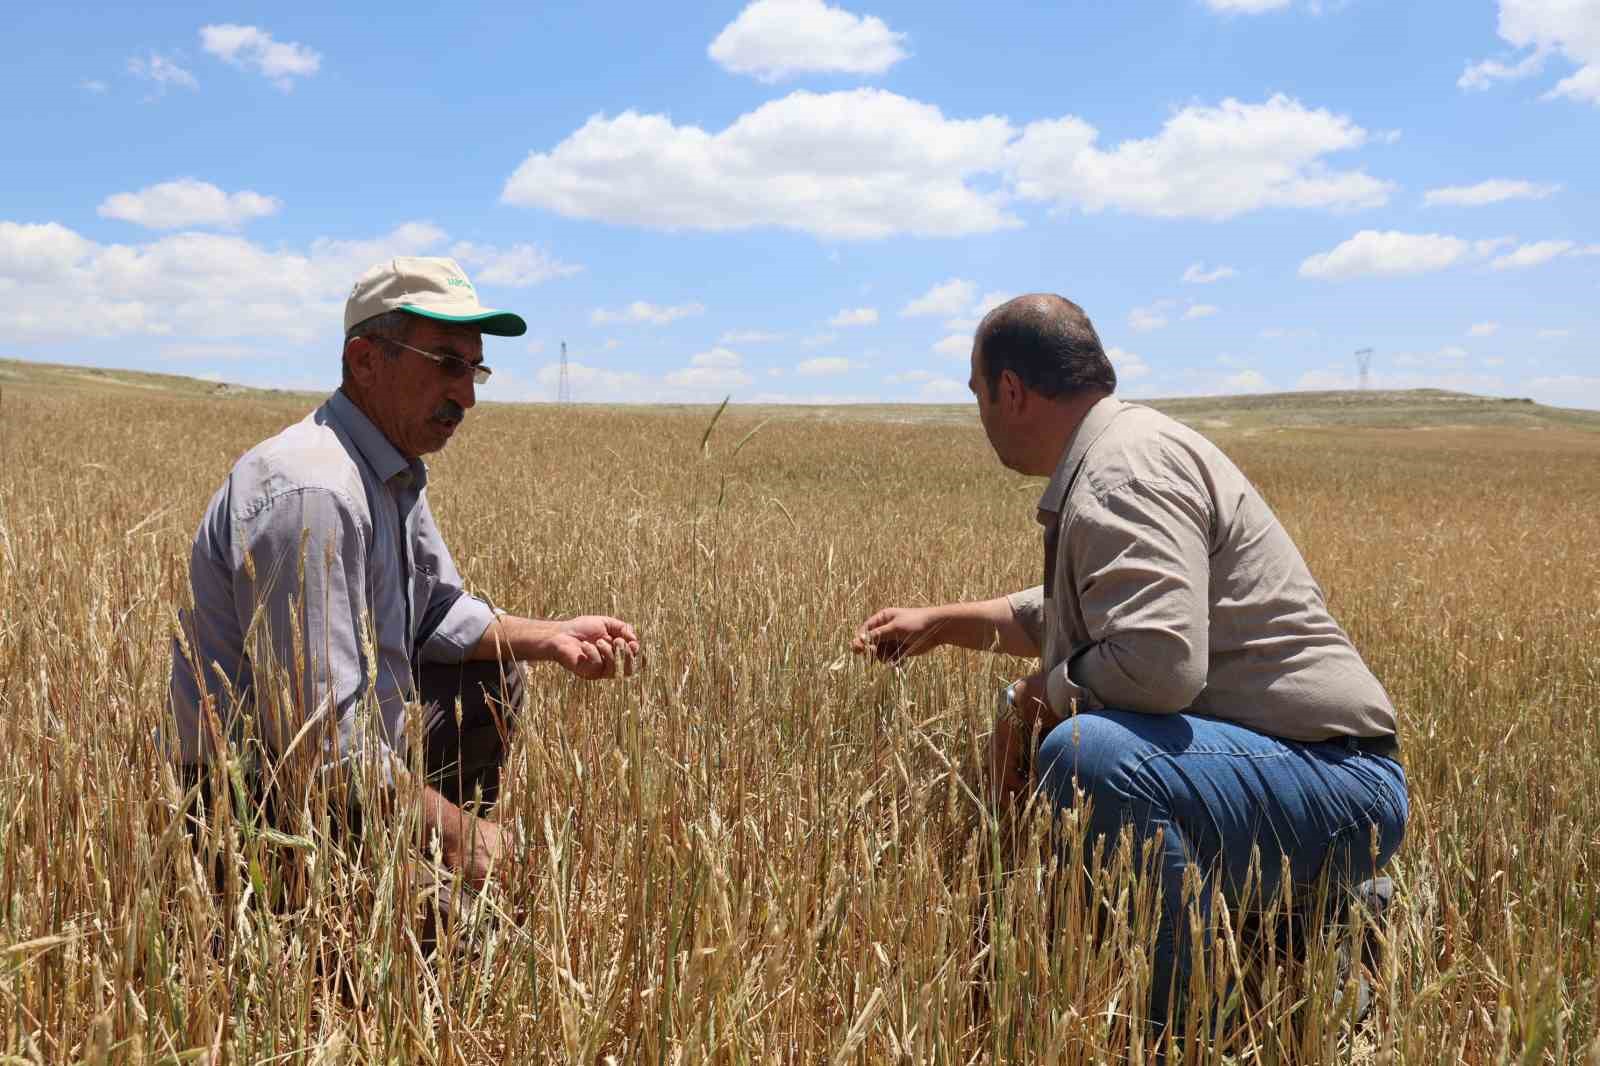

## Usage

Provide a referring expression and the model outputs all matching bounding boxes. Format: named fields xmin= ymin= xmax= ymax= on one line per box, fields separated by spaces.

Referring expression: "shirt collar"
xmin=326 ymin=389 xmax=428 ymax=491
xmin=1036 ymin=395 xmax=1127 ymax=521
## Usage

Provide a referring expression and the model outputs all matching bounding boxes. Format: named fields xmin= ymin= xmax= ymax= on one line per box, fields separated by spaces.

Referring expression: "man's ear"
xmin=344 ymin=336 xmax=381 ymax=388
xmin=999 ymin=368 xmax=1027 ymax=414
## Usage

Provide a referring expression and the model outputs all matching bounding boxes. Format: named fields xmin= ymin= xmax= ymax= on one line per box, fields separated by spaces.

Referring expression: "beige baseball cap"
xmin=344 ymin=256 xmax=527 ymax=337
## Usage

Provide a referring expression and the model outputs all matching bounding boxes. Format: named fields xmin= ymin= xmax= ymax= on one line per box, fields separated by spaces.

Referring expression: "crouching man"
xmin=852 ymin=294 xmax=1405 ymax=1026
xmin=168 ymin=256 xmax=642 ymax=887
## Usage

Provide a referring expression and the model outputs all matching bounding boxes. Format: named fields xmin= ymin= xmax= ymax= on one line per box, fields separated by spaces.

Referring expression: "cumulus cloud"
xmin=1182 ymin=262 xmax=1237 ymax=284
xmin=1469 ymin=321 xmax=1500 ymax=336
xmin=665 ymin=347 xmax=754 ymax=390
xmin=720 ymin=329 xmax=785 ymax=344
xmin=1393 ymin=345 xmax=1470 ymax=369
xmin=1537 ymin=327 xmax=1572 ymax=339
xmin=1423 ymin=178 xmax=1561 ymax=206
xmin=590 ymin=300 xmax=705 ymax=326
xmin=79 ymin=80 xmax=109 ymax=94
xmin=1006 ymin=94 xmax=1392 ymax=220
xmin=1459 ymin=0 xmax=1600 ymax=105
xmin=503 ymin=90 xmax=1392 ymax=240
xmin=449 ymin=241 xmax=583 ymax=286
xmin=97 ymin=179 xmax=280 ymax=230
xmin=126 ymin=53 xmax=197 ymax=93
xmin=1298 ymin=230 xmax=1510 ymax=279
xmin=1222 ymin=369 xmax=1272 ymax=391
xmin=0 ymin=217 xmax=446 ymax=343
xmin=1491 ymin=239 xmax=1575 ymax=269
xmin=200 ymin=24 xmax=321 ymax=90
xmin=933 ymin=334 xmax=971 ymax=358
xmin=708 ymin=0 xmax=908 ymax=82
xmin=1108 ymin=346 xmax=1151 ymax=381
xmin=901 ymin=278 xmax=976 ymax=317
xmin=828 ymin=306 xmax=878 ymax=326
xmin=795 ymin=356 xmax=857 ymax=375
xmin=1184 ymin=303 xmax=1220 ymax=320
xmin=1129 ymin=301 xmax=1174 ymax=332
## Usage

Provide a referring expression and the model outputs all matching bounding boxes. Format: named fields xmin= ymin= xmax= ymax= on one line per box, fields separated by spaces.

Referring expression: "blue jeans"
xmin=1034 ymin=710 xmax=1409 ymax=1026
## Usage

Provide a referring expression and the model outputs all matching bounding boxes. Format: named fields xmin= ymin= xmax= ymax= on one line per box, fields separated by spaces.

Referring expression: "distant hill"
xmin=2 ymin=356 xmax=1597 ymax=432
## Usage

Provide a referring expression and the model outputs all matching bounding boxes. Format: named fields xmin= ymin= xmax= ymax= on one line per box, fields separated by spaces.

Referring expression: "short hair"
xmin=341 ymin=310 xmax=412 ymax=389
xmin=975 ymin=294 xmax=1116 ymax=400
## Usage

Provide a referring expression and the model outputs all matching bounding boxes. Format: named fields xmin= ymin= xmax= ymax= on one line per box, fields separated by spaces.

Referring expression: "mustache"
xmin=432 ymin=401 xmax=466 ymax=424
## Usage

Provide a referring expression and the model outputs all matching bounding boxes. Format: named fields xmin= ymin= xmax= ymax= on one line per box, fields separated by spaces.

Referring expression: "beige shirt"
xmin=1007 ymin=397 xmax=1397 ymax=742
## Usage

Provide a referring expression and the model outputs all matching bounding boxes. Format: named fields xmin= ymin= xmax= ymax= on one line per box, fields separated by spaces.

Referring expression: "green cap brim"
xmin=399 ymin=304 xmax=527 ymax=337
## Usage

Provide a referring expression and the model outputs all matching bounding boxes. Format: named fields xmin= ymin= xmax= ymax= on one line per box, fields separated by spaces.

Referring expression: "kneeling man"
xmin=853 ymin=294 xmax=1405 ymax=1024
xmin=169 ymin=257 xmax=641 ymax=886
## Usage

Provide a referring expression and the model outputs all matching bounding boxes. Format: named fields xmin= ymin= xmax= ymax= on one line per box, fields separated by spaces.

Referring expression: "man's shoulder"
xmin=1080 ymin=403 xmax=1220 ymax=493
xmin=227 ymin=406 xmax=370 ymax=520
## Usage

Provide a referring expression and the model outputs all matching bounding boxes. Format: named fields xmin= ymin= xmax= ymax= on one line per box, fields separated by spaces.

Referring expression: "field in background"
xmin=2 ymin=366 xmax=1598 ymax=1063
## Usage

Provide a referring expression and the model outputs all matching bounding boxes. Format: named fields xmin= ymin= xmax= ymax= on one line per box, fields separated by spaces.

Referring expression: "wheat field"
xmin=2 ymin=380 xmax=1598 ymax=1064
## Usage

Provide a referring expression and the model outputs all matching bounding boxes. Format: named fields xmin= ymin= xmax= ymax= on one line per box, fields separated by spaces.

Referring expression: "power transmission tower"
xmin=557 ymin=341 xmax=571 ymax=405
xmin=1355 ymin=347 xmax=1374 ymax=391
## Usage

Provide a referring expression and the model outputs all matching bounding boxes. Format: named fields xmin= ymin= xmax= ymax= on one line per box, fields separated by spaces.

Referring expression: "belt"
xmin=1342 ymin=733 xmax=1401 ymax=762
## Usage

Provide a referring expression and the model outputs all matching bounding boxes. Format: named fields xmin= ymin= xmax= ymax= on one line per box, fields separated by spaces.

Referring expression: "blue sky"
xmin=3 ymin=0 xmax=1597 ymax=406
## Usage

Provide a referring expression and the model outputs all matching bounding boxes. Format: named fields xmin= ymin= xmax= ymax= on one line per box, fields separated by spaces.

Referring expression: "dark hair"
xmin=340 ymin=310 xmax=412 ymax=389
xmin=975 ymin=294 xmax=1116 ymax=400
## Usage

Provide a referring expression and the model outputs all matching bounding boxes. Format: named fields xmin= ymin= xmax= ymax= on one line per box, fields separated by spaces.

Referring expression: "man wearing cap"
xmin=168 ymin=257 xmax=641 ymax=887
xmin=851 ymin=294 xmax=1406 ymax=1027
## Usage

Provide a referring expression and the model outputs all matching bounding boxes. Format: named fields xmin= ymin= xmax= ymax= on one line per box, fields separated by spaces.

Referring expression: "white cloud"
xmin=1222 ymin=369 xmax=1272 ymax=391
xmin=1182 ymin=262 xmax=1237 ymax=284
xmin=504 ymin=91 xmax=1391 ymax=240
xmin=504 ymin=90 xmax=1017 ymax=240
xmin=97 ymin=178 xmax=280 ymax=230
xmin=126 ymin=53 xmax=198 ymax=92
xmin=828 ymin=306 xmax=878 ymax=326
xmin=802 ymin=331 xmax=838 ymax=347
xmin=720 ymin=329 xmax=785 ymax=344
xmin=1108 ymin=346 xmax=1151 ymax=381
xmin=1460 ymin=0 xmax=1600 ymax=105
xmin=530 ymin=360 xmax=648 ymax=401
xmin=901 ymin=277 xmax=976 ymax=317
xmin=79 ymin=80 xmax=108 ymax=94
xmin=1298 ymin=230 xmax=1486 ymax=279
xmin=200 ymin=24 xmax=321 ymax=91
xmin=1007 ymin=94 xmax=1392 ymax=220
xmin=1394 ymin=345 xmax=1469 ymax=369
xmin=1423 ymin=178 xmax=1561 ymax=206
xmin=1296 ymin=367 xmax=1511 ymax=394
xmin=1184 ymin=303 xmax=1219 ymax=320
xmin=590 ymin=300 xmax=705 ymax=326
xmin=527 ymin=339 xmax=547 ymax=355
xmin=1525 ymin=375 xmax=1600 ymax=408
xmin=1537 ymin=328 xmax=1572 ymax=338
xmin=933 ymin=334 xmax=971 ymax=358
xmin=708 ymin=0 xmax=908 ymax=82
xmin=0 ymin=218 xmax=446 ymax=343
xmin=1204 ymin=0 xmax=1291 ymax=12
xmin=915 ymin=376 xmax=971 ymax=401
xmin=1491 ymin=239 xmax=1575 ymax=269
xmin=158 ymin=342 xmax=255 ymax=361
xmin=665 ymin=347 xmax=754 ymax=390
xmin=1129 ymin=301 xmax=1174 ymax=332
xmin=448 ymin=241 xmax=582 ymax=286
xmin=795 ymin=356 xmax=857 ymax=375
xmin=1469 ymin=321 xmax=1501 ymax=336
xmin=884 ymin=369 xmax=936 ymax=384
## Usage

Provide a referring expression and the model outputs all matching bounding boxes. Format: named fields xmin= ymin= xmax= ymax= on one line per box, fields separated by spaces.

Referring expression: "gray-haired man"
xmin=169 ymin=257 xmax=641 ymax=885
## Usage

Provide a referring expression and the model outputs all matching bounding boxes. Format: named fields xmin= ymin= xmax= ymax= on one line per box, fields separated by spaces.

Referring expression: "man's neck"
xmin=1029 ymin=392 xmax=1108 ymax=477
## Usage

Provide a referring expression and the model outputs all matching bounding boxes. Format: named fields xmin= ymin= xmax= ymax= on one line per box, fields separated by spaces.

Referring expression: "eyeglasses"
xmin=383 ymin=338 xmax=493 ymax=384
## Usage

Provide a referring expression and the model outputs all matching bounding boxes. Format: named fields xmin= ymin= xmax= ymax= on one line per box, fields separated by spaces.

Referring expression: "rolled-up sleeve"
xmin=234 ymin=487 xmax=391 ymax=766
xmin=1007 ymin=585 xmax=1047 ymax=653
xmin=1048 ymin=477 xmax=1211 ymax=715
xmin=413 ymin=504 xmax=497 ymax=663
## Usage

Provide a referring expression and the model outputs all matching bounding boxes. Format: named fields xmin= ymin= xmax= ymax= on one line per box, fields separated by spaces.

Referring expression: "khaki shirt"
xmin=1008 ymin=397 xmax=1397 ymax=742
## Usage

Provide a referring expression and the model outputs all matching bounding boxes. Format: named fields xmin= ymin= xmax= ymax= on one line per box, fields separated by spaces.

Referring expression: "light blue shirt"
xmin=168 ymin=389 xmax=496 ymax=767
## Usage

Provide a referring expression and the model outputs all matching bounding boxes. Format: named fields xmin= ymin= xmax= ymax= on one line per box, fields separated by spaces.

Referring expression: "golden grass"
xmin=2 ymin=385 xmax=1598 ymax=1063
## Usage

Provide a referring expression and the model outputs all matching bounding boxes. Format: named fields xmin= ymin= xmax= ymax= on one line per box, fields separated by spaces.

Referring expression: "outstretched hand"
xmin=547 ymin=615 xmax=643 ymax=680
xmin=851 ymin=606 xmax=945 ymax=663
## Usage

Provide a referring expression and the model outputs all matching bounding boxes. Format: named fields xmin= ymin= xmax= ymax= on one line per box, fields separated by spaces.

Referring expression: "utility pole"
xmin=1355 ymin=347 xmax=1374 ymax=391
xmin=558 ymin=340 xmax=571 ymax=405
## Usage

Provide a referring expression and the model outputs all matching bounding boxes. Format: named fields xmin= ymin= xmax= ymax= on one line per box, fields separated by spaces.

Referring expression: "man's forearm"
xmin=467 ymin=614 xmax=557 ymax=663
xmin=930 ymin=597 xmax=1040 ymax=657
